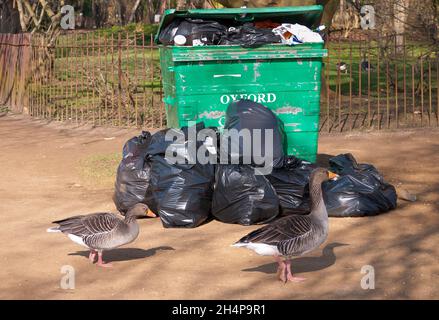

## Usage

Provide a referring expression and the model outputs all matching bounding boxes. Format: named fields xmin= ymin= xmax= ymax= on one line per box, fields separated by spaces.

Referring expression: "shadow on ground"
xmin=69 ymin=246 xmax=175 ymax=262
xmin=242 ymin=242 xmax=349 ymax=275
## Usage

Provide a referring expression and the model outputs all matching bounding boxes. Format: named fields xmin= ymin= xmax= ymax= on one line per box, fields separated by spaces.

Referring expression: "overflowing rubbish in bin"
xmin=157 ymin=19 xmax=324 ymax=48
xmin=272 ymin=23 xmax=324 ymax=45
xmin=158 ymin=18 xmax=227 ymax=46
xmin=219 ymin=23 xmax=282 ymax=48
xmin=157 ymin=6 xmax=327 ymax=163
xmin=157 ymin=13 xmax=324 ymax=48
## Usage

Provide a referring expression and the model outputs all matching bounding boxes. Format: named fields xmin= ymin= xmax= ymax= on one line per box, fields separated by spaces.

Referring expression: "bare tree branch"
xmin=38 ymin=0 xmax=55 ymax=19
xmin=128 ymin=0 xmax=142 ymax=23
xmin=15 ymin=0 xmax=28 ymax=31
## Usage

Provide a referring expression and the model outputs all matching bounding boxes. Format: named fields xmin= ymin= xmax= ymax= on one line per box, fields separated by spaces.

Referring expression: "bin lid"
xmin=156 ymin=5 xmax=324 ymax=44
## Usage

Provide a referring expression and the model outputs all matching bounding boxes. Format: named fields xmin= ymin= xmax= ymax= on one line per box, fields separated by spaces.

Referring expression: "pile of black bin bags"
xmin=113 ymin=131 xmax=152 ymax=214
xmin=267 ymin=156 xmax=316 ymax=216
xmin=143 ymin=125 xmax=216 ymax=228
xmin=113 ymin=99 xmax=398 ymax=228
xmin=268 ymin=153 xmax=398 ymax=217
xmin=212 ymin=100 xmax=284 ymax=225
xmin=114 ymin=125 xmax=215 ymax=228
xmin=323 ymin=153 xmax=397 ymax=217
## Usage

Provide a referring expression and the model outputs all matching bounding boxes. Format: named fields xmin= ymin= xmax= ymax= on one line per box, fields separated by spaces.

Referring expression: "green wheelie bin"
xmin=156 ymin=5 xmax=327 ymax=162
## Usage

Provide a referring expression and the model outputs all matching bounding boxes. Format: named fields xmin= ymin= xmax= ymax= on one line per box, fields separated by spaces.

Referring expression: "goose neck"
xmin=124 ymin=215 xmax=138 ymax=224
xmin=309 ymin=178 xmax=328 ymax=221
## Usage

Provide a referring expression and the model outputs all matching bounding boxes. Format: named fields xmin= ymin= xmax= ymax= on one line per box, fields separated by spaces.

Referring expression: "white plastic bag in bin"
xmin=273 ymin=23 xmax=323 ymax=45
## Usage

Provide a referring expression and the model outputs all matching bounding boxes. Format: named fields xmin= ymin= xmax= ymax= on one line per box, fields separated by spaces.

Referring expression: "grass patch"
xmin=56 ymin=25 xmax=160 ymax=58
xmin=325 ymin=41 xmax=438 ymax=96
xmin=0 ymin=106 xmax=9 ymax=114
xmin=78 ymin=152 xmax=121 ymax=189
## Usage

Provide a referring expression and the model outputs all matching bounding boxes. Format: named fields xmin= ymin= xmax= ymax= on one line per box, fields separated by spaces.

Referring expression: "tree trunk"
xmin=15 ymin=0 xmax=29 ymax=31
xmin=106 ymin=0 xmax=122 ymax=25
xmin=394 ymin=0 xmax=410 ymax=53
xmin=159 ymin=0 xmax=168 ymax=14
xmin=176 ymin=0 xmax=187 ymax=10
xmin=0 ymin=1 xmax=21 ymax=33
xmin=128 ymin=0 xmax=142 ymax=23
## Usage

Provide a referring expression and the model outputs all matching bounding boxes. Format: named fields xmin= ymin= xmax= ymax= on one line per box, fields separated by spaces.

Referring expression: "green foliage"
xmin=82 ymin=0 xmax=94 ymax=17
xmin=326 ymin=41 xmax=438 ymax=97
xmin=99 ymin=23 xmax=159 ymax=37
xmin=78 ymin=152 xmax=121 ymax=189
xmin=0 ymin=106 xmax=9 ymax=114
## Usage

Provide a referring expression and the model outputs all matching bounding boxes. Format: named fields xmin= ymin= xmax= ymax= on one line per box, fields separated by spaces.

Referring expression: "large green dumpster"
xmin=156 ymin=6 xmax=327 ymax=162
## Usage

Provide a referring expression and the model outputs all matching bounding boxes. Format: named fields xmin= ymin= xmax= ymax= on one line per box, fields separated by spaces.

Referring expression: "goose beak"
xmin=146 ymin=209 xmax=157 ymax=218
xmin=328 ymin=171 xmax=339 ymax=180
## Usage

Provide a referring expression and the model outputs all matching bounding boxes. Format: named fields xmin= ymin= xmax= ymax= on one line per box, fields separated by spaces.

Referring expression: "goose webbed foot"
xmin=96 ymin=251 xmax=113 ymax=268
xmin=97 ymin=262 xmax=113 ymax=268
xmin=285 ymin=260 xmax=306 ymax=282
xmin=286 ymin=274 xmax=306 ymax=282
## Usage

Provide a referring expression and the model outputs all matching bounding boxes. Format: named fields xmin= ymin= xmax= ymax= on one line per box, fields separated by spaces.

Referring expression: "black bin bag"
xmin=221 ymin=99 xmax=285 ymax=169
xmin=267 ymin=154 xmax=397 ymax=218
xmin=267 ymin=156 xmax=317 ymax=216
xmin=113 ymin=131 xmax=152 ymax=214
xmin=219 ymin=23 xmax=282 ymax=48
xmin=323 ymin=153 xmax=398 ymax=217
xmin=212 ymin=164 xmax=279 ymax=225
xmin=144 ymin=123 xmax=216 ymax=228
xmin=158 ymin=18 xmax=227 ymax=46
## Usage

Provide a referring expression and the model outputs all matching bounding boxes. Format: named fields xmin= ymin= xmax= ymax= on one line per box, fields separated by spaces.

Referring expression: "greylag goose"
xmin=233 ymin=168 xmax=338 ymax=282
xmin=47 ymin=203 xmax=148 ymax=267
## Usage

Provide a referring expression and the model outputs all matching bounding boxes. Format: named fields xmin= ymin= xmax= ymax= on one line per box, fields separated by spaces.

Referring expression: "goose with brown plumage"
xmin=233 ymin=168 xmax=338 ymax=282
xmin=47 ymin=203 xmax=148 ymax=267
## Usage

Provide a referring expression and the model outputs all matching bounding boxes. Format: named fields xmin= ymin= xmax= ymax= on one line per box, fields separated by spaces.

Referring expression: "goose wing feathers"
xmin=237 ymin=215 xmax=312 ymax=246
xmin=53 ymin=213 xmax=122 ymax=237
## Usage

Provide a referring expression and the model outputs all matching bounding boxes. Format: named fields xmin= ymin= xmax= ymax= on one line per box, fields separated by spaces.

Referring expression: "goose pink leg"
xmin=96 ymin=251 xmax=112 ymax=268
xmin=275 ymin=256 xmax=287 ymax=282
xmin=88 ymin=250 xmax=97 ymax=263
xmin=285 ymin=260 xmax=306 ymax=282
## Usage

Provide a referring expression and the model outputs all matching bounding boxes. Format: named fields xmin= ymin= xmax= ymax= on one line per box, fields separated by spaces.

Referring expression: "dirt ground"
xmin=0 ymin=113 xmax=438 ymax=300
